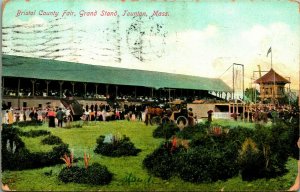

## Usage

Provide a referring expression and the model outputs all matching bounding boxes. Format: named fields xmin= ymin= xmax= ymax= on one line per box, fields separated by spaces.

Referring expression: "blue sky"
xmin=2 ymin=0 xmax=299 ymax=91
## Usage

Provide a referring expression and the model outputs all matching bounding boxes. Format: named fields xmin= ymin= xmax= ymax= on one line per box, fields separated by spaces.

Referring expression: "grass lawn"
xmin=2 ymin=120 xmax=297 ymax=191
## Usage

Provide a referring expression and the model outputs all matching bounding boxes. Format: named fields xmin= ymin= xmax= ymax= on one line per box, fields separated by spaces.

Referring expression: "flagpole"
xmin=271 ymin=48 xmax=273 ymax=69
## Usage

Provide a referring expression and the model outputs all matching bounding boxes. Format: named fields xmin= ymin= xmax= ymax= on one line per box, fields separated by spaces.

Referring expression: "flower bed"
xmin=58 ymin=163 xmax=113 ymax=185
xmin=58 ymin=153 xmax=113 ymax=185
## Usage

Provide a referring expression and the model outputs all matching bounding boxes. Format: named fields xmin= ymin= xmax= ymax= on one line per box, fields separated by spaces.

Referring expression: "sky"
xmin=2 ymin=0 xmax=300 ymax=93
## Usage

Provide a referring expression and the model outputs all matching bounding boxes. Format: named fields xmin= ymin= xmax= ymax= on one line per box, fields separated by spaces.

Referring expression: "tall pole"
xmin=271 ymin=47 xmax=273 ymax=69
xmin=242 ymin=64 xmax=244 ymax=101
xmin=272 ymin=50 xmax=276 ymax=104
xmin=232 ymin=64 xmax=235 ymax=100
xmin=233 ymin=63 xmax=245 ymax=101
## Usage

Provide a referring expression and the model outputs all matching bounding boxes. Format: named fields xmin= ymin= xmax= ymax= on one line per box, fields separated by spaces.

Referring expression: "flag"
xmin=266 ymin=47 xmax=272 ymax=57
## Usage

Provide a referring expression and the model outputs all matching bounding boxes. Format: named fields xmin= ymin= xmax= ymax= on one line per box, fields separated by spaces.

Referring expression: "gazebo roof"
xmin=255 ymin=68 xmax=290 ymax=84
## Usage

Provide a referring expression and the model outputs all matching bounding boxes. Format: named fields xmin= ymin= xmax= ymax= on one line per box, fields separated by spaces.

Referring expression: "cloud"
xmin=13 ymin=16 xmax=48 ymax=26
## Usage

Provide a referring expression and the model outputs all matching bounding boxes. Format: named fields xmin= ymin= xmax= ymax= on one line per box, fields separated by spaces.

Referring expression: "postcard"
xmin=1 ymin=0 xmax=300 ymax=191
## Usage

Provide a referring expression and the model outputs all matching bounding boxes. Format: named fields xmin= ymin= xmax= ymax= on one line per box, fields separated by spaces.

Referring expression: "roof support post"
xmin=30 ymin=79 xmax=36 ymax=97
xmin=59 ymin=81 xmax=64 ymax=98
xmin=17 ymin=78 xmax=20 ymax=97
xmin=84 ymin=83 xmax=87 ymax=98
xmin=135 ymin=87 xmax=137 ymax=98
xmin=115 ymin=85 xmax=118 ymax=98
xmin=71 ymin=82 xmax=75 ymax=94
xmin=106 ymin=85 xmax=109 ymax=97
xmin=174 ymin=89 xmax=176 ymax=99
xmin=17 ymin=78 xmax=21 ymax=108
xmin=46 ymin=81 xmax=50 ymax=97
xmin=95 ymin=84 xmax=98 ymax=96
xmin=2 ymin=77 xmax=4 ymax=97
xmin=151 ymin=88 xmax=153 ymax=98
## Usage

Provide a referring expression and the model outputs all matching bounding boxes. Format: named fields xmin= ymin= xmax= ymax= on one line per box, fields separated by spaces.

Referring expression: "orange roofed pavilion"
xmin=255 ymin=68 xmax=290 ymax=101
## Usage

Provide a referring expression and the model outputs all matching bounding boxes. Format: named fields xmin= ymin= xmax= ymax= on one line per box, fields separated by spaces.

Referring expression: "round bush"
xmin=143 ymin=141 xmax=185 ymax=180
xmin=58 ymin=163 xmax=113 ymax=185
xmin=153 ymin=122 xmax=180 ymax=139
xmin=177 ymin=146 xmax=239 ymax=183
xmin=58 ymin=166 xmax=85 ymax=183
xmin=238 ymin=141 xmax=265 ymax=181
xmin=176 ymin=123 xmax=207 ymax=140
xmin=41 ymin=135 xmax=63 ymax=145
xmin=85 ymin=163 xmax=113 ymax=185
xmin=94 ymin=135 xmax=141 ymax=157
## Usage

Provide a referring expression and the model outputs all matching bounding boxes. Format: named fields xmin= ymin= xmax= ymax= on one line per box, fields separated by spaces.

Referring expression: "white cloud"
xmin=13 ymin=16 xmax=48 ymax=26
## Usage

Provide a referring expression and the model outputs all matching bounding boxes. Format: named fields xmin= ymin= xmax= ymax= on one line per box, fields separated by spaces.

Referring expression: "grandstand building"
xmin=2 ymin=55 xmax=232 ymax=111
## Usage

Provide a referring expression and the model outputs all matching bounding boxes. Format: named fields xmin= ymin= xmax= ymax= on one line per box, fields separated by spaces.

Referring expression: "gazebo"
xmin=255 ymin=68 xmax=290 ymax=101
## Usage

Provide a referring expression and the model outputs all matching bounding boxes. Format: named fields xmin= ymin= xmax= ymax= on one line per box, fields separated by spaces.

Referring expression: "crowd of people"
xmin=2 ymin=101 xmax=299 ymax=128
xmin=233 ymin=105 xmax=299 ymax=123
xmin=2 ymin=107 xmax=73 ymax=128
xmin=1 ymin=102 xmax=148 ymax=128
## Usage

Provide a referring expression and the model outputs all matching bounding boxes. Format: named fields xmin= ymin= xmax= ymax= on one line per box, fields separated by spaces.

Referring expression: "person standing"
xmin=56 ymin=108 xmax=65 ymax=127
xmin=207 ymin=110 xmax=213 ymax=124
xmin=85 ymin=104 xmax=89 ymax=113
xmin=47 ymin=108 xmax=56 ymax=128
xmin=91 ymin=104 xmax=94 ymax=112
xmin=8 ymin=109 xmax=14 ymax=125
xmin=94 ymin=103 xmax=98 ymax=119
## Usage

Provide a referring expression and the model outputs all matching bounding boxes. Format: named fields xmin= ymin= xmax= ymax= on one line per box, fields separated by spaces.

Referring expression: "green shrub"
xmin=41 ymin=135 xmax=63 ymax=145
xmin=143 ymin=141 xmax=184 ymax=180
xmin=20 ymin=130 xmax=50 ymax=137
xmin=58 ymin=166 xmax=85 ymax=183
xmin=226 ymin=126 xmax=254 ymax=146
xmin=2 ymin=125 xmax=70 ymax=171
xmin=15 ymin=120 xmax=43 ymax=127
xmin=58 ymin=163 xmax=113 ymax=185
xmin=85 ymin=163 xmax=113 ymax=185
xmin=252 ymin=123 xmax=290 ymax=178
xmin=176 ymin=123 xmax=207 ymax=140
xmin=286 ymin=117 xmax=299 ymax=160
xmin=153 ymin=122 xmax=180 ymax=139
xmin=177 ymin=144 xmax=239 ymax=183
xmin=94 ymin=135 xmax=141 ymax=157
xmin=2 ymin=125 xmax=25 ymax=153
xmin=238 ymin=138 xmax=265 ymax=181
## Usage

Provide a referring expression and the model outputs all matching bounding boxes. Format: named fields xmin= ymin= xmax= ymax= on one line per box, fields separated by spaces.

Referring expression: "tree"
xmin=245 ymin=88 xmax=259 ymax=103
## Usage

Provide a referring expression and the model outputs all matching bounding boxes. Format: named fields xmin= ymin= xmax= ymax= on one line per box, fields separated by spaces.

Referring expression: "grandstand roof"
xmin=2 ymin=55 xmax=232 ymax=92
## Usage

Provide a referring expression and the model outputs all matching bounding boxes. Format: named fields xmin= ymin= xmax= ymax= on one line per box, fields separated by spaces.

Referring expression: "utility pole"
xmin=233 ymin=63 xmax=245 ymax=101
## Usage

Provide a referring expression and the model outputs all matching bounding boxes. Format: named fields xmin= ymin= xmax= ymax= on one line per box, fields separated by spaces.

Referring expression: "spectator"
xmin=29 ymin=109 xmax=38 ymax=121
xmin=207 ymin=110 xmax=213 ymax=124
xmin=56 ymin=108 xmax=65 ymax=127
xmin=47 ymin=108 xmax=56 ymax=128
